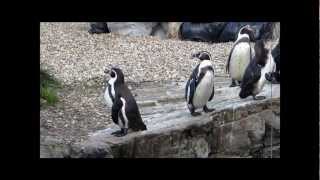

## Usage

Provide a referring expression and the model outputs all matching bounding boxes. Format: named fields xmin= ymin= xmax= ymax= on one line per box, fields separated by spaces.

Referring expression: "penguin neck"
xmin=236 ymin=33 xmax=250 ymax=42
xmin=108 ymin=76 xmax=117 ymax=85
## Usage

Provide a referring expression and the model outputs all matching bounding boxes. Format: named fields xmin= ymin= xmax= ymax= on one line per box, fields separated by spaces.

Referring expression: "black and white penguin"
xmin=226 ymin=25 xmax=256 ymax=87
xmin=185 ymin=51 xmax=215 ymax=116
xmin=104 ymin=67 xmax=147 ymax=137
xmin=265 ymin=40 xmax=280 ymax=83
xmin=239 ymin=39 xmax=276 ymax=100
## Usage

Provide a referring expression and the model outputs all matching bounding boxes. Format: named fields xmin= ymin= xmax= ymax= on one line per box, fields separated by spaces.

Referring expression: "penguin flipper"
xmin=187 ymin=77 xmax=196 ymax=105
xmin=209 ymin=83 xmax=215 ymax=101
xmin=226 ymin=45 xmax=235 ymax=74
xmin=186 ymin=66 xmax=199 ymax=105
xmin=111 ymin=96 xmax=123 ymax=125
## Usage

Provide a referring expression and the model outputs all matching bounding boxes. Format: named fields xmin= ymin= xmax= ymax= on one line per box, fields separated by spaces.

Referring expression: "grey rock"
xmin=88 ymin=22 xmax=110 ymax=34
xmin=107 ymin=22 xmax=158 ymax=37
xmin=180 ymin=22 xmax=228 ymax=42
xmin=151 ymin=23 xmax=167 ymax=39
xmin=69 ymin=138 xmax=113 ymax=158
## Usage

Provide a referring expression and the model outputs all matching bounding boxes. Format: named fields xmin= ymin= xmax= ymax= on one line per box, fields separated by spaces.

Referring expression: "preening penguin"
xmin=104 ymin=67 xmax=147 ymax=137
xmin=226 ymin=25 xmax=256 ymax=87
xmin=185 ymin=51 xmax=215 ymax=116
xmin=265 ymin=40 xmax=280 ymax=84
xmin=239 ymin=39 xmax=276 ymax=100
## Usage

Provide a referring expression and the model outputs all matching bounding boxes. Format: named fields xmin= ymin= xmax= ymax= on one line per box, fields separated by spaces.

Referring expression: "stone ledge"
xmin=67 ymin=83 xmax=280 ymax=158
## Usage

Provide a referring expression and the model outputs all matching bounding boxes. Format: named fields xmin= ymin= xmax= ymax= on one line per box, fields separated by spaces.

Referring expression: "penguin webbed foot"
xmin=253 ymin=95 xmax=266 ymax=100
xmin=203 ymin=105 xmax=215 ymax=113
xmin=191 ymin=112 xmax=202 ymax=116
xmin=188 ymin=104 xmax=201 ymax=116
xmin=229 ymin=80 xmax=237 ymax=87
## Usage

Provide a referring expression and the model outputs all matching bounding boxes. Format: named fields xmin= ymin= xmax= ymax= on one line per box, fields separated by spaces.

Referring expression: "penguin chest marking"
xmin=104 ymin=79 xmax=116 ymax=108
xmin=104 ymin=85 xmax=113 ymax=108
xmin=229 ymin=43 xmax=251 ymax=81
xmin=193 ymin=71 xmax=214 ymax=108
xmin=118 ymin=97 xmax=129 ymax=129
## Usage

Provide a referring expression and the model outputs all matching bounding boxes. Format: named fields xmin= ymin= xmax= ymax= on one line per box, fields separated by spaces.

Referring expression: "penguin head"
xmin=191 ymin=51 xmax=212 ymax=61
xmin=254 ymin=39 xmax=269 ymax=66
xmin=104 ymin=67 xmax=125 ymax=84
xmin=237 ymin=25 xmax=255 ymax=41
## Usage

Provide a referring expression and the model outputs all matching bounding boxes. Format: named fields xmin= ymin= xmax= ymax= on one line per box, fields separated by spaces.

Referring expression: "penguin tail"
xmin=131 ymin=121 xmax=147 ymax=131
xmin=140 ymin=124 xmax=147 ymax=131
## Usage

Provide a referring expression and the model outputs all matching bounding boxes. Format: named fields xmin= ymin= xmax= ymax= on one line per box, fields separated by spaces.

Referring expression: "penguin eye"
xmin=110 ymin=71 xmax=116 ymax=78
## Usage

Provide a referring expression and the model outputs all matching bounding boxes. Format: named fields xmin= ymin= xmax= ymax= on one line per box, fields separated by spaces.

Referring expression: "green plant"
xmin=40 ymin=69 xmax=60 ymax=106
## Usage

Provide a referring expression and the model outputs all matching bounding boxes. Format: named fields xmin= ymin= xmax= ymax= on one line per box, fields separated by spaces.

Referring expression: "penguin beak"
xmin=191 ymin=53 xmax=199 ymax=59
xmin=104 ymin=69 xmax=110 ymax=74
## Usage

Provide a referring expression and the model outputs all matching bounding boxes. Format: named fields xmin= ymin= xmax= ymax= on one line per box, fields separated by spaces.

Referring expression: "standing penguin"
xmin=104 ymin=67 xmax=147 ymax=137
xmin=239 ymin=39 xmax=276 ymax=100
xmin=226 ymin=25 xmax=256 ymax=87
xmin=185 ymin=51 xmax=215 ymax=116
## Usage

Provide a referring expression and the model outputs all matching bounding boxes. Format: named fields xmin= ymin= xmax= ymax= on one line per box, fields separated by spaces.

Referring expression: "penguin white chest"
xmin=193 ymin=71 xmax=214 ymax=108
xmin=229 ymin=43 xmax=251 ymax=81
xmin=104 ymin=81 xmax=115 ymax=108
xmin=253 ymin=54 xmax=276 ymax=95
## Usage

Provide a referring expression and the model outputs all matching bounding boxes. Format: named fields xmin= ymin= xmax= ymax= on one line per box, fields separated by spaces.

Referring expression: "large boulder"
xmin=151 ymin=23 xmax=167 ymax=39
xmin=88 ymin=22 xmax=110 ymax=34
xmin=179 ymin=22 xmax=228 ymax=42
xmin=219 ymin=22 xmax=265 ymax=41
xmin=167 ymin=22 xmax=182 ymax=39
xmin=218 ymin=22 xmax=279 ymax=42
xmin=151 ymin=22 xmax=182 ymax=39
xmin=107 ymin=22 xmax=158 ymax=37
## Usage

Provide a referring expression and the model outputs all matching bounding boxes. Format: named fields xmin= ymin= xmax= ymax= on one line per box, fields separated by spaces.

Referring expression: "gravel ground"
xmin=40 ymin=22 xmax=233 ymax=87
xmin=40 ymin=22 xmax=278 ymax=148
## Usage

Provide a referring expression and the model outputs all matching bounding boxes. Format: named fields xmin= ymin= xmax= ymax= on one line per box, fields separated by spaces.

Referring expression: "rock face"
xmin=66 ymin=83 xmax=280 ymax=158
xmin=180 ymin=22 xmax=228 ymax=42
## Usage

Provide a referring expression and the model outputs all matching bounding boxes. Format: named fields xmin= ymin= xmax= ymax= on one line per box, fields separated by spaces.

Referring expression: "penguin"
xmin=104 ymin=67 xmax=147 ymax=137
xmin=239 ymin=39 xmax=276 ymax=100
xmin=185 ymin=51 xmax=215 ymax=116
xmin=226 ymin=24 xmax=256 ymax=87
xmin=265 ymin=40 xmax=280 ymax=83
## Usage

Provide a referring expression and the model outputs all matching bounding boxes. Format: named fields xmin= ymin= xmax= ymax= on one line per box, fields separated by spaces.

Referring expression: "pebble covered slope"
xmin=40 ymin=22 xmax=233 ymax=86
